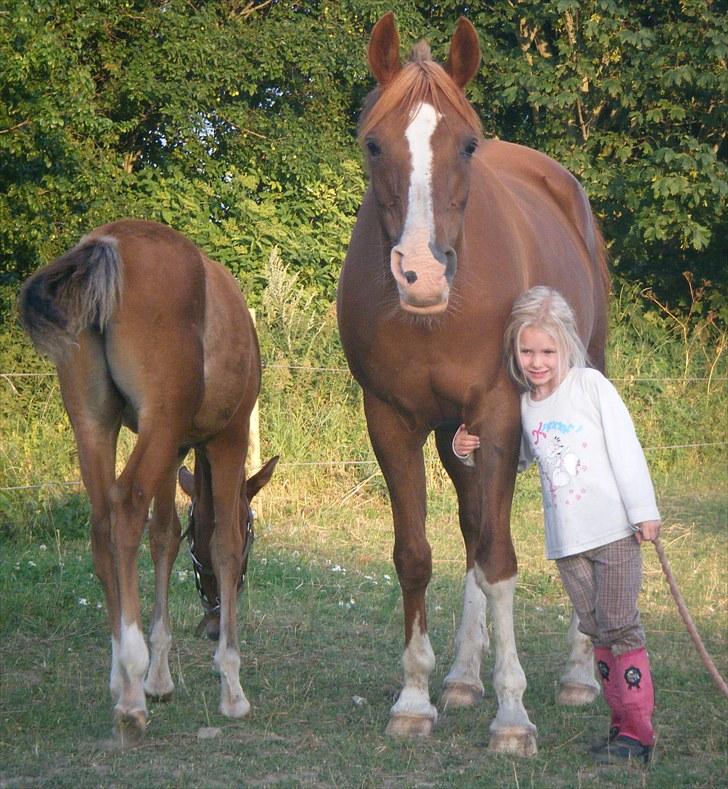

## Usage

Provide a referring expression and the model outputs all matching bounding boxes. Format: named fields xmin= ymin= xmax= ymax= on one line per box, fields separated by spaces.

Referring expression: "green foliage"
xmin=471 ymin=0 xmax=727 ymax=306
xmin=2 ymin=0 xmax=725 ymax=310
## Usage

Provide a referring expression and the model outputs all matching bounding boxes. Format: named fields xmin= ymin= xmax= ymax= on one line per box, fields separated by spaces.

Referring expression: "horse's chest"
xmin=359 ymin=345 xmax=466 ymax=418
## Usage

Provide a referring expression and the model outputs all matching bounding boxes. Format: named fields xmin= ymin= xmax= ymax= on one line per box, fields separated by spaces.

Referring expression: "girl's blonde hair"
xmin=504 ymin=286 xmax=588 ymax=390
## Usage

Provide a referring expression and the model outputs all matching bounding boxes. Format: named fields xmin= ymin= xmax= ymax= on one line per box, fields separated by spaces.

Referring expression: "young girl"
xmin=453 ymin=286 xmax=660 ymax=765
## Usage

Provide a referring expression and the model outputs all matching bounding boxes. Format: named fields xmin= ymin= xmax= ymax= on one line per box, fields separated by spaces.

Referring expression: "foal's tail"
xmin=18 ymin=236 xmax=123 ymax=360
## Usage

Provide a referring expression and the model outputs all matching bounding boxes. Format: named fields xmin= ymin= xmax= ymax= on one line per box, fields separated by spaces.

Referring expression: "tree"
xmin=1 ymin=0 xmax=725 ymax=313
xmin=469 ymin=0 xmax=727 ymax=314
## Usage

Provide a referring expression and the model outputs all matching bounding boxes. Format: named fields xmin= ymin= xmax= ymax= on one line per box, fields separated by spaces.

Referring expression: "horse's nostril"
xmin=443 ymin=247 xmax=457 ymax=279
xmin=404 ymin=270 xmax=418 ymax=285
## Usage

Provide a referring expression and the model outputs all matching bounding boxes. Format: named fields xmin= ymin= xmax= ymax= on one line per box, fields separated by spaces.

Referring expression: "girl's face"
xmin=517 ymin=326 xmax=565 ymax=399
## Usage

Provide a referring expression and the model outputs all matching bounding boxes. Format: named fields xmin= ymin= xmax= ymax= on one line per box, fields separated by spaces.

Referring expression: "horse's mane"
xmin=358 ymin=42 xmax=483 ymax=140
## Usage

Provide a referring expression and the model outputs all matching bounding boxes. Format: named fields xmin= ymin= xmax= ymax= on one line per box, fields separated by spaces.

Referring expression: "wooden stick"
xmin=653 ymin=537 xmax=728 ymax=699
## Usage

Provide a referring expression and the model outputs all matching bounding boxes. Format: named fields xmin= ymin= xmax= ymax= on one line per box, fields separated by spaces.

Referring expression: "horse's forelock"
xmin=358 ymin=59 xmax=482 ymax=141
xmin=409 ymin=40 xmax=432 ymax=63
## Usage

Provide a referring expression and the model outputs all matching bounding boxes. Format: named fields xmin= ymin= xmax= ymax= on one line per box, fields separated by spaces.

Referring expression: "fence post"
xmin=246 ymin=308 xmax=261 ymax=475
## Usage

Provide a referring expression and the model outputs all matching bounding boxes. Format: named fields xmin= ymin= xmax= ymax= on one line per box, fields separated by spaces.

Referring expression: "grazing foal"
xmin=338 ymin=14 xmax=608 ymax=754
xmin=19 ymin=219 xmax=274 ymax=744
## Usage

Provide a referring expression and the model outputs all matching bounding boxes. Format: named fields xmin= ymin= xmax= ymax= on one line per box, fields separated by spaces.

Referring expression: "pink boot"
xmin=594 ymin=646 xmax=655 ymax=765
xmin=594 ymin=646 xmax=621 ymax=740
xmin=614 ymin=646 xmax=655 ymax=747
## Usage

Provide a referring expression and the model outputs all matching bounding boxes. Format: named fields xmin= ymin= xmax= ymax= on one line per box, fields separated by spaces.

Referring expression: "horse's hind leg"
xmin=205 ymin=414 xmax=251 ymax=719
xmin=144 ymin=464 xmax=183 ymax=701
xmin=55 ymin=339 xmax=124 ymax=702
xmin=556 ymin=610 xmax=599 ymax=705
xmin=434 ymin=428 xmax=488 ymax=709
xmin=108 ymin=428 xmax=183 ymax=742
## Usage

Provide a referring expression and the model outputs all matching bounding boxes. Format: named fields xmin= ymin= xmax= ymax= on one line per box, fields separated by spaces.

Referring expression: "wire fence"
xmin=2 ymin=368 xmax=726 ymax=494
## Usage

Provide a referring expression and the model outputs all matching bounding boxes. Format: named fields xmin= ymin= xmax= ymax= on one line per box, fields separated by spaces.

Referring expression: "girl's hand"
xmin=453 ymin=424 xmax=480 ymax=458
xmin=634 ymin=519 xmax=661 ymax=544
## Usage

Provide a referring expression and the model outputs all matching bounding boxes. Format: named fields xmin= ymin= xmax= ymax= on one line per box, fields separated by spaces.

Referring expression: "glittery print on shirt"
xmin=529 ymin=420 xmax=588 ymax=507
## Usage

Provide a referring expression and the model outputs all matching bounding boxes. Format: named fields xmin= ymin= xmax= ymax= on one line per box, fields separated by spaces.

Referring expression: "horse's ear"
xmin=245 ymin=455 xmax=279 ymax=502
xmin=368 ymin=11 xmax=401 ymax=87
xmin=178 ymin=465 xmax=194 ymax=498
xmin=445 ymin=17 xmax=481 ymax=88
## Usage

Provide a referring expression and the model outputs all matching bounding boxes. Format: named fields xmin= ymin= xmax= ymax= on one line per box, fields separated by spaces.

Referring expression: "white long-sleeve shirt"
xmin=519 ymin=367 xmax=660 ymax=559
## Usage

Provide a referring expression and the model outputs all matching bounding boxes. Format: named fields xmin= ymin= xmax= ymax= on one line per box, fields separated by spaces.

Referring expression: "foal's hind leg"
xmin=144 ymin=464 xmax=183 ymax=700
xmin=55 ymin=341 xmax=124 ymax=702
xmin=205 ymin=415 xmax=251 ymax=719
xmin=108 ymin=429 xmax=183 ymax=741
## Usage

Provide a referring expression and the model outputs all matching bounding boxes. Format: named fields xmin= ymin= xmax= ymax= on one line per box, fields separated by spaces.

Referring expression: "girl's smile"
xmin=518 ymin=326 xmax=565 ymax=399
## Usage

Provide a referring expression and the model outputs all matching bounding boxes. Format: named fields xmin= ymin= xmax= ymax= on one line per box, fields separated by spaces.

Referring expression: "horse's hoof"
xmin=557 ymin=681 xmax=599 ymax=706
xmin=145 ymin=689 xmax=173 ymax=703
xmin=112 ymin=708 xmax=147 ymax=749
xmin=441 ymin=682 xmax=483 ymax=709
xmin=144 ymin=676 xmax=174 ymax=701
xmin=195 ymin=616 xmax=220 ymax=641
xmin=220 ymin=695 xmax=251 ymax=719
xmin=385 ymin=713 xmax=435 ymax=738
xmin=488 ymin=727 xmax=538 ymax=757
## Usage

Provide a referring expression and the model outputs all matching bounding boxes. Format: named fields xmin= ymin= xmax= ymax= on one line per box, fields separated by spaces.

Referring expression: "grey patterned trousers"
xmin=556 ymin=535 xmax=646 ymax=655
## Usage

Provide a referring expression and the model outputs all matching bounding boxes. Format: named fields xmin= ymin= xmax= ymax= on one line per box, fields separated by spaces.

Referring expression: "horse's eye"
xmin=365 ymin=139 xmax=382 ymax=158
xmin=462 ymin=138 xmax=478 ymax=159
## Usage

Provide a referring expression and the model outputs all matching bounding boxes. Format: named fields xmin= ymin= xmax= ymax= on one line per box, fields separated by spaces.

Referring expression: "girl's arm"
xmin=632 ymin=519 xmax=661 ymax=543
xmin=452 ymin=424 xmax=479 ymax=467
xmin=592 ymin=372 xmax=661 ymax=530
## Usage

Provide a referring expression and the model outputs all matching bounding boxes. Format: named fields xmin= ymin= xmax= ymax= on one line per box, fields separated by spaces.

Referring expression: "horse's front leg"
xmin=144 ymin=464 xmax=182 ymax=700
xmin=434 ymin=427 xmax=488 ymax=709
xmin=474 ymin=434 xmax=537 ymax=757
xmin=206 ymin=425 xmax=250 ymax=720
xmin=363 ymin=393 xmax=436 ymax=738
xmin=556 ymin=610 xmax=600 ymax=705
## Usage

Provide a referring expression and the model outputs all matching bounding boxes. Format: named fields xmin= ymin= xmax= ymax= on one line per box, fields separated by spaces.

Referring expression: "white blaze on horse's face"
xmin=390 ymin=101 xmax=453 ymax=315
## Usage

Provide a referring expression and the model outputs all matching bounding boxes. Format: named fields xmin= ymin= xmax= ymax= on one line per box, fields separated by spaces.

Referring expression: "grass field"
xmin=1 ymin=274 xmax=726 ymax=786
xmin=1 ymin=455 xmax=725 ymax=788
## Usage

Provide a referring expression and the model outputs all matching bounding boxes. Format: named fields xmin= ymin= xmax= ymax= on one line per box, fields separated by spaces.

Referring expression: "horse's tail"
xmin=18 ymin=235 xmax=123 ymax=360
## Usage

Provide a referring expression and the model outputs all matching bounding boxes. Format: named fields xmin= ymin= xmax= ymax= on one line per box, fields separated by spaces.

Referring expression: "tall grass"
xmin=1 ymin=263 xmax=726 ymax=542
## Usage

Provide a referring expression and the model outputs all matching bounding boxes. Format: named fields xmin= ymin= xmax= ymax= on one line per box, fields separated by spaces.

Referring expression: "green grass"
xmin=1 ymin=276 xmax=726 ymax=785
xmin=0 ymin=463 xmax=725 ymax=788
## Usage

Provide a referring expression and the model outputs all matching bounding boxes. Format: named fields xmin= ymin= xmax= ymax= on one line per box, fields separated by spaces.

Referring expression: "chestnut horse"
xmin=19 ymin=219 xmax=276 ymax=744
xmin=337 ymin=14 xmax=608 ymax=755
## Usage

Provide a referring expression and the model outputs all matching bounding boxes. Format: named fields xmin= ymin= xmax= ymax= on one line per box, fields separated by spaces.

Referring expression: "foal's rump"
xmin=18 ymin=219 xmax=257 ymax=441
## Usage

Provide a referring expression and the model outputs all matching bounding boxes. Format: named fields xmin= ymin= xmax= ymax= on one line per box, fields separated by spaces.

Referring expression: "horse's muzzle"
xmin=390 ymin=243 xmax=455 ymax=314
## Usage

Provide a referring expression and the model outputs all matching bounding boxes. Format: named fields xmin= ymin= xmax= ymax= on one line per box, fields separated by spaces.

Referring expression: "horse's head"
xmin=359 ymin=13 xmax=482 ymax=315
xmin=178 ymin=454 xmax=279 ymax=640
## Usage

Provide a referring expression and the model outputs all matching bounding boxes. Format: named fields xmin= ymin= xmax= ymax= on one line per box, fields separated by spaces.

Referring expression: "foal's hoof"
xmin=488 ymin=727 xmax=538 ymax=758
xmin=112 ymin=708 xmax=147 ymax=749
xmin=385 ymin=713 xmax=435 ymax=738
xmin=557 ymin=681 xmax=599 ymax=707
xmin=441 ymin=682 xmax=483 ymax=709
